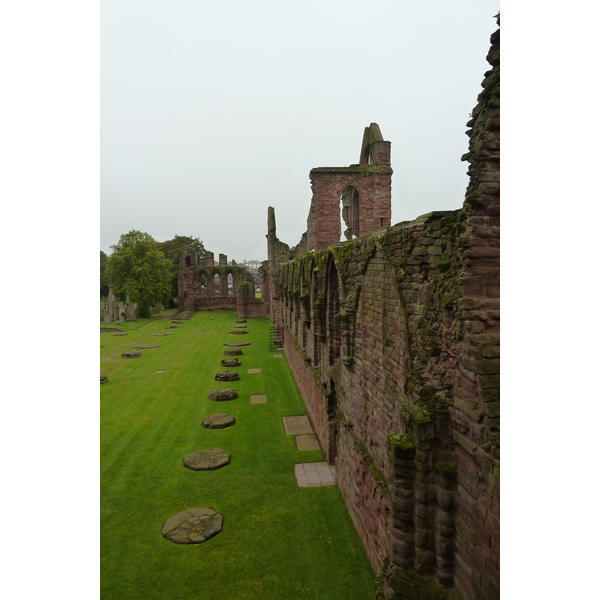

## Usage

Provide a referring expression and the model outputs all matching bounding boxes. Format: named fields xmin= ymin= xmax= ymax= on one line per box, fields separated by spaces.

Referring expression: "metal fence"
xmin=268 ymin=325 xmax=284 ymax=351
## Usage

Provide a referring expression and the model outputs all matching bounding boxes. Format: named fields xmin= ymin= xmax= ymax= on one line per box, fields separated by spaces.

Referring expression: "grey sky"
xmin=101 ymin=0 xmax=499 ymax=262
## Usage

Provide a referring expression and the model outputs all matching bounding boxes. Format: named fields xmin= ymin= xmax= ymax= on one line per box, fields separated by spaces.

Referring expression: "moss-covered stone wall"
xmin=265 ymin=20 xmax=499 ymax=600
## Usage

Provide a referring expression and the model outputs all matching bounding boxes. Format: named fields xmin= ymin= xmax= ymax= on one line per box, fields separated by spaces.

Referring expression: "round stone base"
xmin=183 ymin=448 xmax=230 ymax=471
xmin=162 ymin=508 xmax=223 ymax=544
xmin=202 ymin=413 xmax=235 ymax=429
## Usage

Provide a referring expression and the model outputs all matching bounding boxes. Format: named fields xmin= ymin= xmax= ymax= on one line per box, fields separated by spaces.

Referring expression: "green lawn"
xmin=101 ymin=310 xmax=375 ymax=599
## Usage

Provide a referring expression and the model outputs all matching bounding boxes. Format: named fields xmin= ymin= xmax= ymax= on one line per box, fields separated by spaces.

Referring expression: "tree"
xmin=100 ymin=250 xmax=110 ymax=298
xmin=105 ymin=231 xmax=172 ymax=318
xmin=158 ymin=235 xmax=206 ymax=307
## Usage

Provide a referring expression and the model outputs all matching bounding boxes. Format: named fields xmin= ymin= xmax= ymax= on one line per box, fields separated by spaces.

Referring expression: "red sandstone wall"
xmin=268 ymin=23 xmax=499 ymax=600
xmin=309 ymin=170 xmax=392 ymax=250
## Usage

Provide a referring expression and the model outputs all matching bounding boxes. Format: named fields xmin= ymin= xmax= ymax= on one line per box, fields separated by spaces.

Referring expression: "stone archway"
xmin=340 ymin=186 xmax=360 ymax=241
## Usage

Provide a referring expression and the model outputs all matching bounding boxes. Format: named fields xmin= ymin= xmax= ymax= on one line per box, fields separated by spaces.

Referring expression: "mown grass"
xmin=101 ymin=310 xmax=375 ymax=599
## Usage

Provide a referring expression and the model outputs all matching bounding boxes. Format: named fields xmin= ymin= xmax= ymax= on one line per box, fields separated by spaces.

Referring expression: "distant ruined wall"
xmin=178 ymin=249 xmax=266 ymax=318
xmin=265 ymin=21 xmax=499 ymax=600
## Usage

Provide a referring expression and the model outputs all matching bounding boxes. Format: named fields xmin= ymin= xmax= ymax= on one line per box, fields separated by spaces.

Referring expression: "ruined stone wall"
xmin=178 ymin=249 xmax=266 ymax=317
xmin=308 ymin=168 xmax=392 ymax=250
xmin=266 ymin=22 xmax=499 ymax=600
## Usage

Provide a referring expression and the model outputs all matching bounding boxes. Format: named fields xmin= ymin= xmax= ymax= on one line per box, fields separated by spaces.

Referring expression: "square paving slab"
xmin=282 ymin=415 xmax=312 ymax=436
xmin=273 ymin=354 xmax=283 ymax=359
xmin=247 ymin=368 xmax=261 ymax=374
xmin=295 ymin=434 xmax=320 ymax=451
xmin=294 ymin=462 xmax=336 ymax=487
xmin=250 ymin=395 xmax=267 ymax=404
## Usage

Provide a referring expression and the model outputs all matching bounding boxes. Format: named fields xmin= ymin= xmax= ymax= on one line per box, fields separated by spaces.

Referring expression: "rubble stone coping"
xmin=152 ymin=332 xmax=174 ymax=337
xmin=215 ymin=370 xmax=239 ymax=382
xmin=224 ymin=341 xmax=251 ymax=347
xmin=100 ymin=373 xmax=108 ymax=384
xmin=112 ymin=332 xmax=127 ymax=336
xmin=208 ymin=388 xmax=238 ymax=401
xmin=228 ymin=330 xmax=249 ymax=335
xmin=121 ymin=351 xmax=141 ymax=358
xmin=235 ymin=319 xmax=247 ymax=323
xmin=131 ymin=344 xmax=160 ymax=349
xmin=161 ymin=508 xmax=223 ymax=544
xmin=183 ymin=448 xmax=230 ymax=471
xmin=202 ymin=413 xmax=235 ymax=429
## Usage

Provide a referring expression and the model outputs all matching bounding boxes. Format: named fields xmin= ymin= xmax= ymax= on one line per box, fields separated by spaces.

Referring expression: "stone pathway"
xmin=294 ymin=462 xmax=336 ymax=487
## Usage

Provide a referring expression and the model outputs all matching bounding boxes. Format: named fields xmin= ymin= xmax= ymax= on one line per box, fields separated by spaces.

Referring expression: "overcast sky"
xmin=101 ymin=0 xmax=499 ymax=261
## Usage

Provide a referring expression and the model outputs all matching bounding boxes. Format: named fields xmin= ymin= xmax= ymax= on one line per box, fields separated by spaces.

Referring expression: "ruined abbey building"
xmin=177 ymin=250 xmax=266 ymax=319
xmin=262 ymin=23 xmax=500 ymax=600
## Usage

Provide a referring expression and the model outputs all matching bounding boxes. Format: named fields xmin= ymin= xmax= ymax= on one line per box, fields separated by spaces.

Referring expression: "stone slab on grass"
xmin=183 ymin=448 xmax=230 ymax=471
xmin=247 ymin=368 xmax=261 ymax=374
xmin=273 ymin=354 xmax=283 ymax=359
xmin=294 ymin=462 xmax=336 ymax=487
xmin=161 ymin=508 xmax=223 ymax=544
xmin=250 ymin=395 xmax=267 ymax=405
xmin=224 ymin=341 xmax=251 ymax=347
xmin=295 ymin=434 xmax=320 ymax=451
xmin=131 ymin=343 xmax=160 ymax=349
xmin=282 ymin=415 xmax=312 ymax=436
xmin=121 ymin=351 xmax=141 ymax=358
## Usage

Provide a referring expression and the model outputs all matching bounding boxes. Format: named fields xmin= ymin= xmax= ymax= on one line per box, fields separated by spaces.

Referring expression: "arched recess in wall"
xmin=198 ymin=270 xmax=208 ymax=297
xmin=227 ymin=273 xmax=234 ymax=296
xmin=327 ymin=255 xmax=341 ymax=366
xmin=340 ymin=186 xmax=360 ymax=242
xmin=300 ymin=268 xmax=308 ymax=349
xmin=355 ymin=252 xmax=406 ymax=452
xmin=311 ymin=267 xmax=320 ymax=367
xmin=213 ymin=272 xmax=221 ymax=295
xmin=185 ymin=255 xmax=191 ymax=267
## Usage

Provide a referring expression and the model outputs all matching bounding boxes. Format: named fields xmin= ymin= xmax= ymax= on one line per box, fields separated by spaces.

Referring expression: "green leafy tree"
xmin=100 ymin=250 xmax=110 ymax=298
xmin=159 ymin=235 xmax=206 ymax=307
xmin=105 ymin=231 xmax=172 ymax=318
